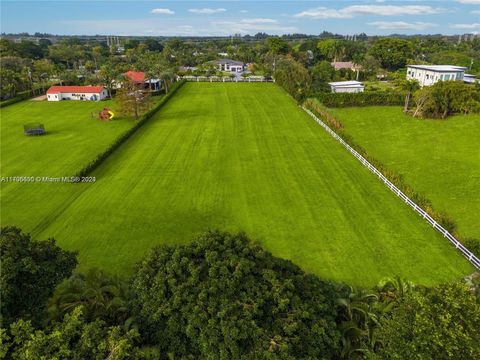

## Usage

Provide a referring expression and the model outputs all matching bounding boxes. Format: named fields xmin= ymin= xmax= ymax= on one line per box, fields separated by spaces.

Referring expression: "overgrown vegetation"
xmin=1 ymin=228 xmax=478 ymax=359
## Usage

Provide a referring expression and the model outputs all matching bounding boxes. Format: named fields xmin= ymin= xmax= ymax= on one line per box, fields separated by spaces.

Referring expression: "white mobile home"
xmin=328 ymin=80 xmax=365 ymax=93
xmin=47 ymin=86 xmax=107 ymax=101
xmin=406 ymin=65 xmax=466 ymax=87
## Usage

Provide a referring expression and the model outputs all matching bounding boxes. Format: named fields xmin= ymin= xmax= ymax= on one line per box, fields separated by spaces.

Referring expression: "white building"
xmin=46 ymin=86 xmax=108 ymax=101
xmin=328 ymin=80 xmax=365 ymax=93
xmin=406 ymin=65 xmax=466 ymax=87
xmin=214 ymin=59 xmax=245 ymax=73
xmin=464 ymin=74 xmax=479 ymax=84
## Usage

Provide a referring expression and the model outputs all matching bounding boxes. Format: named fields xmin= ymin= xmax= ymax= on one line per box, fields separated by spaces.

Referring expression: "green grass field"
xmin=1 ymin=84 xmax=473 ymax=286
xmin=330 ymin=107 xmax=480 ymax=240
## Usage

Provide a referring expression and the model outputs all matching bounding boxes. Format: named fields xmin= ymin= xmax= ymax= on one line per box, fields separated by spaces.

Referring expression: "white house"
xmin=214 ymin=59 xmax=245 ymax=73
xmin=406 ymin=65 xmax=466 ymax=87
xmin=46 ymin=86 xmax=108 ymax=101
xmin=328 ymin=80 xmax=365 ymax=93
xmin=464 ymin=74 xmax=479 ymax=84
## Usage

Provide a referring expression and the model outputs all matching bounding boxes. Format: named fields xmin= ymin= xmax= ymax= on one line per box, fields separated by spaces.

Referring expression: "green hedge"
xmin=74 ymin=80 xmax=186 ymax=179
xmin=316 ymin=91 xmax=406 ymax=108
xmin=0 ymin=91 xmax=34 ymax=109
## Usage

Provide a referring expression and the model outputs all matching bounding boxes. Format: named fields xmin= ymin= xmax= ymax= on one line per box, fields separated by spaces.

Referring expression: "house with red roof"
xmin=123 ymin=71 xmax=161 ymax=91
xmin=46 ymin=86 xmax=108 ymax=101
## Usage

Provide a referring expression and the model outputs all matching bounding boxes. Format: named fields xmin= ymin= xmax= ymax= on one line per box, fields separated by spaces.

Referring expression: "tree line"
xmin=1 ymin=227 xmax=479 ymax=359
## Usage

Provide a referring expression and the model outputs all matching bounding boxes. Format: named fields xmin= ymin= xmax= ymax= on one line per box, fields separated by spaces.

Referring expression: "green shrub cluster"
xmin=316 ymin=91 xmax=406 ymax=108
xmin=304 ymin=98 xmax=459 ymax=235
xmin=0 ymin=91 xmax=34 ymax=109
xmin=74 ymin=80 xmax=185 ymax=179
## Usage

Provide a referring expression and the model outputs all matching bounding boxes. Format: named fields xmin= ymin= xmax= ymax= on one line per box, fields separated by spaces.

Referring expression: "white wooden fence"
xmin=302 ymin=106 xmax=480 ymax=270
xmin=176 ymin=76 xmax=274 ymax=83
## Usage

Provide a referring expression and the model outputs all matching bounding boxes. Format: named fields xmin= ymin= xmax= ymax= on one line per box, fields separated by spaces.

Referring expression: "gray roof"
xmin=407 ymin=65 xmax=466 ymax=72
xmin=328 ymin=80 xmax=364 ymax=87
xmin=214 ymin=59 xmax=244 ymax=66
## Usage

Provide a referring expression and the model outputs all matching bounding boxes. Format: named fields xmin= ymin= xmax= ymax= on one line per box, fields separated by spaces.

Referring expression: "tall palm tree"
xmin=160 ymin=70 xmax=174 ymax=93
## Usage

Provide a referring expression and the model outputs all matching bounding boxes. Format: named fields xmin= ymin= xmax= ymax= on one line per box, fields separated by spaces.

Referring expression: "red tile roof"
xmin=47 ymin=86 xmax=105 ymax=94
xmin=124 ymin=71 xmax=145 ymax=83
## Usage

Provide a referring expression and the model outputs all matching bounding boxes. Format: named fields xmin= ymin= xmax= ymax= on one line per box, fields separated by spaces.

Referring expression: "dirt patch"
xmin=30 ymin=95 xmax=47 ymax=101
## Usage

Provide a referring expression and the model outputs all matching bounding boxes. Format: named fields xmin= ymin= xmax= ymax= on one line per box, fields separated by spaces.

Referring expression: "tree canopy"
xmin=0 ymin=226 xmax=78 ymax=326
xmin=131 ymin=231 xmax=341 ymax=359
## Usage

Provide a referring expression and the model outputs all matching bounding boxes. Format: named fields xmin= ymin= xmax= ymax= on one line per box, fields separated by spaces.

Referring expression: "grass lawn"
xmin=0 ymin=96 xmax=162 ymax=230
xmin=330 ymin=106 xmax=480 ymax=240
xmin=1 ymin=84 xmax=473 ymax=286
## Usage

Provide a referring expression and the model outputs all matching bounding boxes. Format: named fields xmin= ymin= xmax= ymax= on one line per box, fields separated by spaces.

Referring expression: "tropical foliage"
xmin=0 ymin=226 xmax=77 ymax=326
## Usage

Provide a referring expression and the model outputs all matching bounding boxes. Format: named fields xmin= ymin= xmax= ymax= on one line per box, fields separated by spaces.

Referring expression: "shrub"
xmin=315 ymin=91 xmax=406 ymax=108
xmin=463 ymin=238 xmax=480 ymax=258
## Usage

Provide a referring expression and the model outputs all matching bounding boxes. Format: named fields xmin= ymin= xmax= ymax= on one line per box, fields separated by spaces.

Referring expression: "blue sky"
xmin=1 ymin=1 xmax=480 ymax=36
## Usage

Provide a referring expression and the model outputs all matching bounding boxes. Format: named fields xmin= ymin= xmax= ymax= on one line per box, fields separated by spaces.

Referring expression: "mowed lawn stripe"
xmin=22 ymin=83 xmax=471 ymax=286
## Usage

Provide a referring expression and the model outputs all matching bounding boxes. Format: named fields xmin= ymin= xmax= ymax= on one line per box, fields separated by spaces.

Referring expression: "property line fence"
xmin=302 ymin=106 xmax=480 ymax=270
xmin=176 ymin=76 xmax=274 ymax=83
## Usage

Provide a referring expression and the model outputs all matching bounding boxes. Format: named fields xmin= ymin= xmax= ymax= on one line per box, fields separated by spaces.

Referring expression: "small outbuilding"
xmin=47 ymin=86 xmax=108 ymax=101
xmin=464 ymin=74 xmax=479 ymax=84
xmin=328 ymin=80 xmax=365 ymax=93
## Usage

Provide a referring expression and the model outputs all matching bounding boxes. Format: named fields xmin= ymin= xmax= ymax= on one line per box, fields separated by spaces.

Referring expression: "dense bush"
xmin=303 ymin=98 xmax=458 ymax=234
xmin=74 ymin=80 xmax=185 ymax=178
xmin=376 ymin=283 xmax=480 ymax=359
xmin=1 ymin=307 xmax=146 ymax=360
xmin=316 ymin=91 xmax=406 ymax=108
xmin=0 ymin=226 xmax=78 ymax=326
xmin=131 ymin=231 xmax=341 ymax=359
xmin=413 ymin=81 xmax=480 ymax=119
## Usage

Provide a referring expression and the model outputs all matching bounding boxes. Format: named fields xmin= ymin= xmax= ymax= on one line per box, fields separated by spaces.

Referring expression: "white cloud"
xmin=368 ymin=21 xmax=438 ymax=30
xmin=295 ymin=5 xmax=443 ymax=19
xmin=151 ymin=8 xmax=174 ymax=15
xmin=211 ymin=18 xmax=296 ymax=35
xmin=188 ymin=8 xmax=226 ymax=14
xmin=471 ymin=10 xmax=480 ymax=14
xmin=450 ymin=23 xmax=480 ymax=30
xmin=455 ymin=0 xmax=480 ymax=4
xmin=240 ymin=10 xmax=248 ymax=13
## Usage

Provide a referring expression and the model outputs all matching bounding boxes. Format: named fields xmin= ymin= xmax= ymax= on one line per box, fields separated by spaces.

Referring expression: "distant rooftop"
xmin=328 ymin=80 xmax=364 ymax=87
xmin=214 ymin=59 xmax=244 ymax=65
xmin=407 ymin=65 xmax=466 ymax=72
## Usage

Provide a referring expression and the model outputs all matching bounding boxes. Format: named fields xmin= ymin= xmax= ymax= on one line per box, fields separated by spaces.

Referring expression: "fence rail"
xmin=176 ymin=76 xmax=274 ymax=83
xmin=302 ymin=106 xmax=480 ymax=270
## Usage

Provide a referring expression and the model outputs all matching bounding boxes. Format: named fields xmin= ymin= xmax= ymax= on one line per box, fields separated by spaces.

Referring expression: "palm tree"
xmin=47 ymin=269 xmax=130 ymax=326
xmin=399 ymin=79 xmax=420 ymax=113
xmin=160 ymin=71 xmax=174 ymax=93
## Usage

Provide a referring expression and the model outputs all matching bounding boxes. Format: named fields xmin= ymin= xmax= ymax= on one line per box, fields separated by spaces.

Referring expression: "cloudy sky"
xmin=1 ymin=0 xmax=480 ymax=36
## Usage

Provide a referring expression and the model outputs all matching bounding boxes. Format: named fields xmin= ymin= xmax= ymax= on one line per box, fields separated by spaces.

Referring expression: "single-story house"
xmin=406 ymin=65 xmax=466 ymax=87
xmin=46 ymin=86 xmax=108 ymax=101
xmin=331 ymin=61 xmax=361 ymax=72
xmin=124 ymin=71 xmax=161 ymax=90
xmin=464 ymin=73 xmax=479 ymax=84
xmin=214 ymin=59 xmax=245 ymax=73
xmin=328 ymin=80 xmax=365 ymax=93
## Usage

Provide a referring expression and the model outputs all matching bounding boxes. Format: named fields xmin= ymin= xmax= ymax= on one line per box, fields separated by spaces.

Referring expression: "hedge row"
xmin=74 ymin=80 xmax=186 ymax=178
xmin=0 ymin=91 xmax=35 ymax=109
xmin=316 ymin=91 xmax=406 ymax=108
xmin=303 ymin=98 xmax=461 ymax=236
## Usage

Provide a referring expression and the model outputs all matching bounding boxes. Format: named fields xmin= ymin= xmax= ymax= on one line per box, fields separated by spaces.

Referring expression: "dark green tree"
xmin=131 ymin=231 xmax=340 ymax=359
xmin=1 ymin=306 xmax=147 ymax=360
xmin=369 ymin=38 xmax=414 ymax=70
xmin=376 ymin=283 xmax=480 ymax=359
xmin=0 ymin=227 xmax=78 ymax=326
